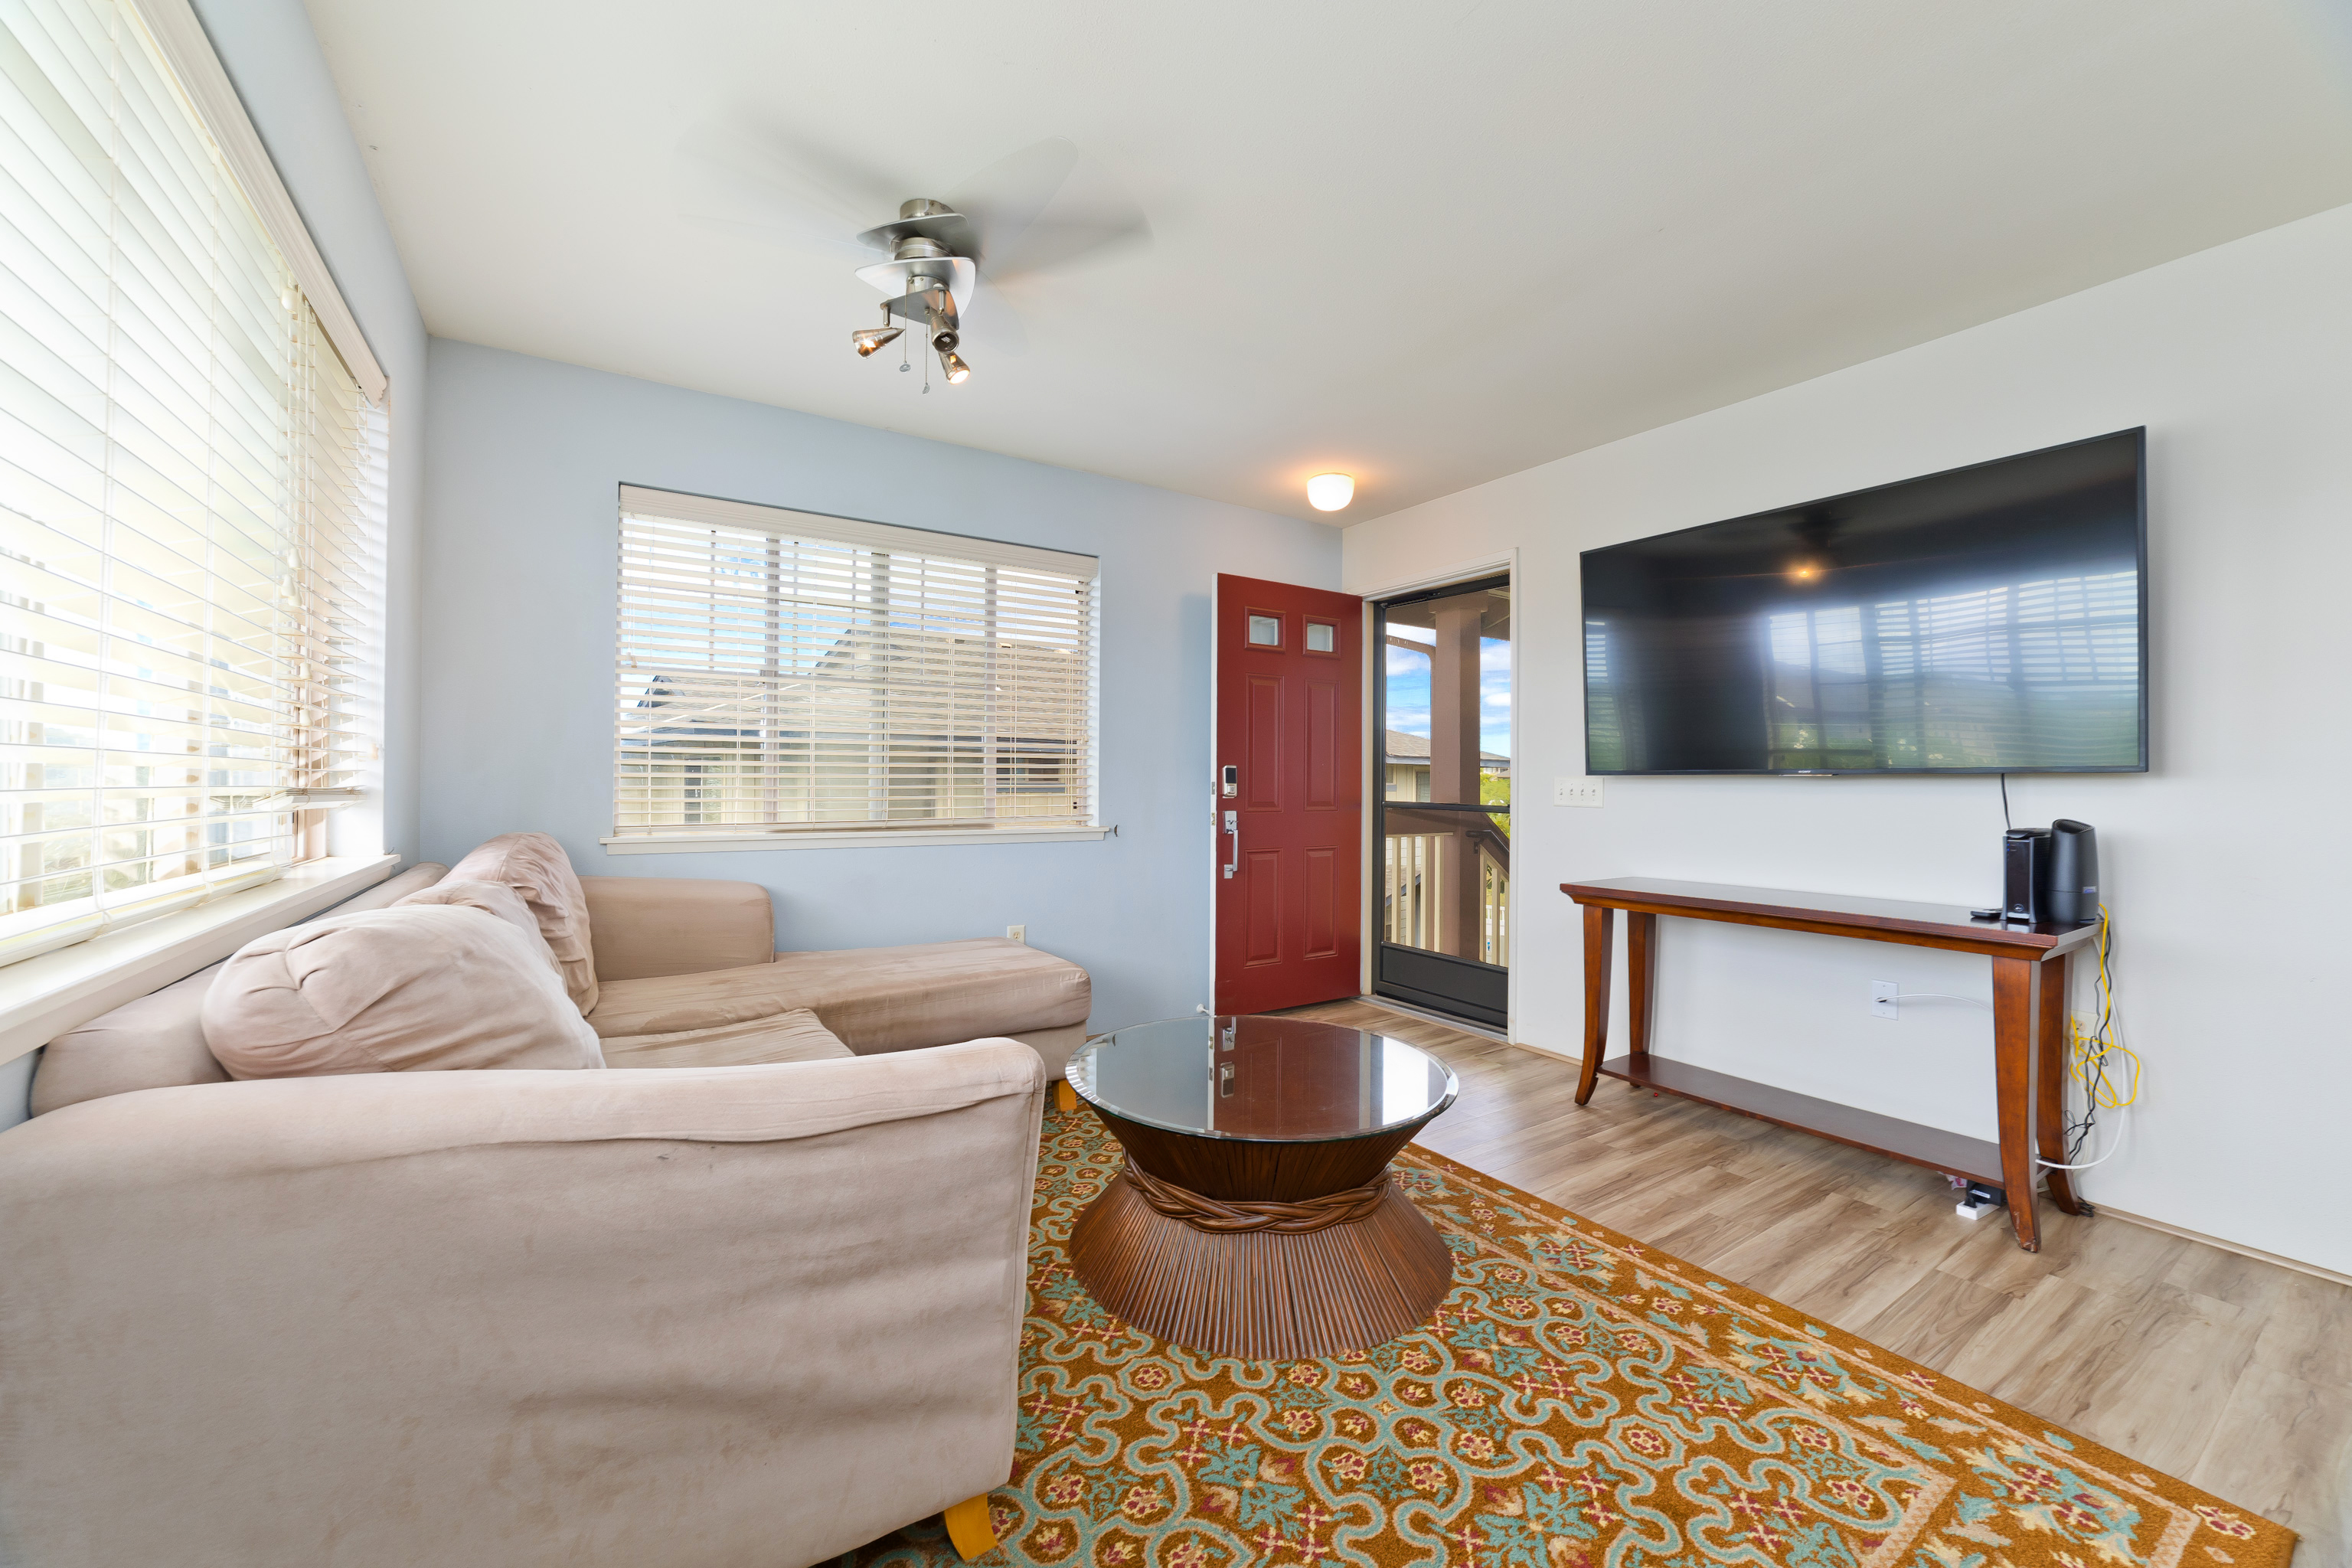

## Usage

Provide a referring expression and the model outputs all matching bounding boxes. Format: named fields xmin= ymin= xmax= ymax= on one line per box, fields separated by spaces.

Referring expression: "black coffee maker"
xmin=2003 ymin=819 xmax=2099 ymax=925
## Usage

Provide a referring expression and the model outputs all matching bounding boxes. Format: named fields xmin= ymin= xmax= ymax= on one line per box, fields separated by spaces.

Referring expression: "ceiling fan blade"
xmin=672 ymin=116 xmax=901 ymax=256
xmin=954 ymin=139 xmax=1154 ymax=281
xmin=962 ymin=270 xmax=1031 ymax=358
xmin=946 ymin=136 xmax=1080 ymax=263
xmin=984 ymin=212 xmax=1152 ymax=279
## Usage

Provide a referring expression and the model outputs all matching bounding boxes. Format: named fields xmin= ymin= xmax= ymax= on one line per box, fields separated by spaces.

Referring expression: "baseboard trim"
xmin=2094 ymin=1205 xmax=2350 ymax=1289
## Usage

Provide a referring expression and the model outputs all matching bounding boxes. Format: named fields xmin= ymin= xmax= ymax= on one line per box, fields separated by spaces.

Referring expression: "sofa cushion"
xmin=29 ymin=962 xmax=230 ymax=1116
xmin=204 ymin=905 xmax=605 ymax=1079
xmin=586 ymin=937 xmax=1089 ymax=1054
xmin=446 ymin=832 xmax=597 ymax=1014
xmin=597 ymin=1008 xmax=854 ymax=1070
xmin=395 ymin=880 xmax=561 ymax=974
xmin=579 ymin=877 xmax=774 ymax=982
xmin=28 ymin=862 xmax=452 ymax=1116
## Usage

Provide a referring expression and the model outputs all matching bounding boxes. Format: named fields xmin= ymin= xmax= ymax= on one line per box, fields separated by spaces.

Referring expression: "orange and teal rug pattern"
xmin=853 ymin=1102 xmax=2292 ymax=1567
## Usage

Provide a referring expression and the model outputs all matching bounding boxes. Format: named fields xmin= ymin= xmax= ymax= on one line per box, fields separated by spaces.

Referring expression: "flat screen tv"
xmin=1580 ymin=429 xmax=2146 ymax=775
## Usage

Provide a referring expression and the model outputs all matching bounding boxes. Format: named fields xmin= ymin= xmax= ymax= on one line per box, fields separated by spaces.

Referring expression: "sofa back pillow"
xmin=202 ymin=904 xmax=604 ymax=1080
xmin=27 ymin=861 xmax=456 ymax=1117
xmin=446 ymin=832 xmax=597 ymax=1014
xmin=395 ymin=879 xmax=561 ymax=973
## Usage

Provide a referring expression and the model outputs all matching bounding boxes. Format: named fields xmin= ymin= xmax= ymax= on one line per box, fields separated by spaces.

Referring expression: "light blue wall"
xmin=190 ymin=0 xmax=428 ymax=862
xmin=420 ymin=341 xmax=1340 ymax=1029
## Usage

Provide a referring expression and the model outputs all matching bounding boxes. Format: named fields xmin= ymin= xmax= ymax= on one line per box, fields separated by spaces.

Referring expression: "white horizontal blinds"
xmin=616 ymin=488 xmax=1098 ymax=838
xmin=286 ymin=299 xmax=384 ymax=852
xmin=0 ymin=0 xmax=383 ymax=964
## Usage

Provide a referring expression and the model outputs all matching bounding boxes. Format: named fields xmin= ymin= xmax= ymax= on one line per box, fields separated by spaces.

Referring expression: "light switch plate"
xmin=1552 ymin=776 xmax=1604 ymax=808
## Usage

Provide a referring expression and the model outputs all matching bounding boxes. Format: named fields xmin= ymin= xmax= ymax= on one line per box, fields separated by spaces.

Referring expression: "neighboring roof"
xmin=1385 ymin=729 xmax=1508 ymax=766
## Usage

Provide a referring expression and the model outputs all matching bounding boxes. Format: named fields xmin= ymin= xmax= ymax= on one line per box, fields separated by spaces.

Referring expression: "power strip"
xmin=1955 ymin=1181 xmax=2004 ymax=1220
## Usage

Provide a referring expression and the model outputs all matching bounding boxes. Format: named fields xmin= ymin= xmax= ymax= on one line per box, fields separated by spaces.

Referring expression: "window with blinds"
xmin=615 ymin=487 xmax=1098 ymax=841
xmin=0 ymin=0 xmax=387 ymax=965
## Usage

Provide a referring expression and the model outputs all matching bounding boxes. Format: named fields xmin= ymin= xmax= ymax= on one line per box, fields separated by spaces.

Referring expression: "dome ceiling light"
xmin=1306 ymin=473 xmax=1355 ymax=512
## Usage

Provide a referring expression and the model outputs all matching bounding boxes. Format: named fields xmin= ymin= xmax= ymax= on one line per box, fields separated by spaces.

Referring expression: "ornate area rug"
xmin=852 ymin=1103 xmax=2292 ymax=1567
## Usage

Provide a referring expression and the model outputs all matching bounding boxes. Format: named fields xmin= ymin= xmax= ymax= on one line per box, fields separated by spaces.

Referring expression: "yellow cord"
xmin=2068 ymin=903 xmax=2141 ymax=1112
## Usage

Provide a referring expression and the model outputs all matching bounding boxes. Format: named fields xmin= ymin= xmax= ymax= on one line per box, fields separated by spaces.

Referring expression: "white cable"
xmin=1892 ymin=991 xmax=1992 ymax=1010
xmin=2034 ymin=1106 xmax=2130 ymax=1171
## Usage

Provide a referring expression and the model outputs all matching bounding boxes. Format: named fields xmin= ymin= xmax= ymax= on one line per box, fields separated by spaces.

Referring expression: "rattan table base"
xmin=1068 ymin=1166 xmax=1453 ymax=1361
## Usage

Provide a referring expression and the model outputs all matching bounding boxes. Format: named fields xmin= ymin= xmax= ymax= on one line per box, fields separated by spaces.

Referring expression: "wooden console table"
xmin=1560 ymin=877 xmax=2105 ymax=1252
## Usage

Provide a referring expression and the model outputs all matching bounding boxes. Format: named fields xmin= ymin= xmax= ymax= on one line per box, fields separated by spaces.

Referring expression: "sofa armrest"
xmin=0 ymin=1041 xmax=1044 ymax=1568
xmin=579 ymin=875 xmax=775 ymax=980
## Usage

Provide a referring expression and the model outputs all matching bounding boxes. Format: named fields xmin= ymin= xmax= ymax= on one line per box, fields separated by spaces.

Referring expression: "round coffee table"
xmin=1064 ymin=1014 xmax=1459 ymax=1361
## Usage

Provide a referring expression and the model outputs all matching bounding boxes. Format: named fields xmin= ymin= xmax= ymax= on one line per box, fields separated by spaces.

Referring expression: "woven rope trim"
xmin=1121 ymin=1158 xmax=1389 ymax=1234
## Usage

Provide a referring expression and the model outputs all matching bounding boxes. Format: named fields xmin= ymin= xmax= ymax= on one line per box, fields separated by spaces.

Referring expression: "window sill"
xmin=601 ymin=825 xmax=1116 ymax=854
xmin=0 ymin=854 xmax=400 ymax=1066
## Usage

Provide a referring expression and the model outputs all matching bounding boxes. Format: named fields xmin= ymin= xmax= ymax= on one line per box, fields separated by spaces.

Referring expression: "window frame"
xmin=604 ymin=485 xmax=1109 ymax=854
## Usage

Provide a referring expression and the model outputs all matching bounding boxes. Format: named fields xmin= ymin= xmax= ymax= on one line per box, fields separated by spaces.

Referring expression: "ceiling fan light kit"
xmin=850 ymin=305 xmax=904 ymax=357
xmin=853 ymin=199 xmax=977 ymax=385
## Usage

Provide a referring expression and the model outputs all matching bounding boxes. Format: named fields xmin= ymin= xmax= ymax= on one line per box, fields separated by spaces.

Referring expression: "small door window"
xmin=1304 ymin=620 xmax=1336 ymax=654
xmin=1247 ymin=614 xmax=1282 ymax=647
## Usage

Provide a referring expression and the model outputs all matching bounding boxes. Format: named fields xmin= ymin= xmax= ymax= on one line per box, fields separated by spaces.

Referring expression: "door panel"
xmin=1306 ymin=683 xmax=1338 ymax=810
xmin=1304 ymin=848 xmax=1338 ymax=959
xmin=1214 ymin=574 xmax=1365 ymax=1014
xmin=1245 ymin=850 xmax=1282 ymax=965
xmin=1245 ymin=676 xmax=1282 ymax=812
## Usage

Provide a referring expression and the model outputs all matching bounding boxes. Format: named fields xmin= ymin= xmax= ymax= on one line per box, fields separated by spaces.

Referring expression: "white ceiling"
xmin=302 ymin=0 xmax=2352 ymax=522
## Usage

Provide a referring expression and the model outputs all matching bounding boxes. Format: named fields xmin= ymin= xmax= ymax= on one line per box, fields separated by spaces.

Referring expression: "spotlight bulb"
xmin=851 ymin=324 xmax=904 ymax=358
xmin=940 ymin=351 xmax=971 ymax=384
xmin=1306 ymin=473 xmax=1354 ymax=511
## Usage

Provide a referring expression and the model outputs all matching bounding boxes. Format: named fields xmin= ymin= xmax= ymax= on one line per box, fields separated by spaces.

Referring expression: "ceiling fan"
xmin=675 ymin=125 xmax=1152 ymax=391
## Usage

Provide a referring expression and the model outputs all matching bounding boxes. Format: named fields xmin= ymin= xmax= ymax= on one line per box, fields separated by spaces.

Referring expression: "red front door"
xmin=1213 ymin=573 xmax=1365 ymax=1014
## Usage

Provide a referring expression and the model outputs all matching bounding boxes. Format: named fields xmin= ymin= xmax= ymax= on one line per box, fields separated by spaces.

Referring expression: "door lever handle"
xmin=1222 ymin=810 xmax=1239 ymax=879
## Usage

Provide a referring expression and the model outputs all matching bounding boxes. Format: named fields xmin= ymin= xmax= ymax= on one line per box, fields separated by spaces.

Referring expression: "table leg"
xmin=1991 ymin=955 xmax=2041 ymax=1251
xmin=1574 ymin=903 xmax=1613 ymax=1106
xmin=1627 ymin=911 xmax=1659 ymax=1060
xmin=2036 ymin=952 xmax=2089 ymax=1217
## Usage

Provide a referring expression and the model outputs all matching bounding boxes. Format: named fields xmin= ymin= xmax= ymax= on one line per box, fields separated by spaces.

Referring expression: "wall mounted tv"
xmin=1580 ymin=429 xmax=2147 ymax=775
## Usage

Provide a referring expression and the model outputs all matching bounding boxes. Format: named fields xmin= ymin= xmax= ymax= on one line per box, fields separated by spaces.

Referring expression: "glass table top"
xmin=1067 ymin=1015 xmax=1459 ymax=1143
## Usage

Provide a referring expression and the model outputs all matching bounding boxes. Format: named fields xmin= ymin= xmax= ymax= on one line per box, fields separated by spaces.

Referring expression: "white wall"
xmin=1344 ymin=203 xmax=2352 ymax=1274
xmin=420 ymin=341 xmax=1339 ymax=1032
xmin=191 ymin=0 xmax=428 ymax=861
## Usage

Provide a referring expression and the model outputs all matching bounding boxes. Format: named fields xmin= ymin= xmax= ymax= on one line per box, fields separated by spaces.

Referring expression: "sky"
xmin=1385 ymin=628 xmax=1511 ymax=759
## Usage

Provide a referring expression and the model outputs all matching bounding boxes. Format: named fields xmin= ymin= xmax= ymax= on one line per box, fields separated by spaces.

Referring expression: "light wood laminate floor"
xmin=1289 ymin=998 xmax=2352 ymax=1566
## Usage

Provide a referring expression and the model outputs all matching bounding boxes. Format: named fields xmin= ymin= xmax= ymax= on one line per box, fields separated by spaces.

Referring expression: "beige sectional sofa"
xmin=0 ymin=848 xmax=1090 ymax=1568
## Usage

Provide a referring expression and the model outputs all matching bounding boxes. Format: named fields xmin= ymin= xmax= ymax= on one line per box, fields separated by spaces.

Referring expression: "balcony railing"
xmin=1381 ymin=828 xmax=1508 ymax=966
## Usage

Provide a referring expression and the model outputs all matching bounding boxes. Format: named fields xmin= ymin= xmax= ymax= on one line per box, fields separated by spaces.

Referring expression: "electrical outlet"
xmin=1871 ymin=981 xmax=1899 ymax=1020
xmin=1552 ymin=776 xmax=1605 ymax=808
xmin=1006 ymin=924 xmax=1026 ymax=946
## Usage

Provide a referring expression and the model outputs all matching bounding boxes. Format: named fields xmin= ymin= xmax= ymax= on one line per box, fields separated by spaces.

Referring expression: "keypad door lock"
xmin=1220 ymin=764 xmax=1238 ymax=798
xmin=1218 ymin=1062 xmax=1236 ymax=1097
